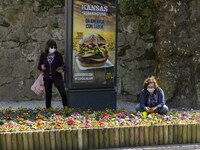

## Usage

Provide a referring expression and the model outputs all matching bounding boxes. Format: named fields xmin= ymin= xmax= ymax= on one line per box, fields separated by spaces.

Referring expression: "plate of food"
xmin=75 ymin=33 xmax=114 ymax=70
xmin=76 ymin=58 xmax=114 ymax=70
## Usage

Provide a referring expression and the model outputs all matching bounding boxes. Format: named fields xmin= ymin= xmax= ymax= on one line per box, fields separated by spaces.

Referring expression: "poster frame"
xmin=65 ymin=0 xmax=118 ymax=90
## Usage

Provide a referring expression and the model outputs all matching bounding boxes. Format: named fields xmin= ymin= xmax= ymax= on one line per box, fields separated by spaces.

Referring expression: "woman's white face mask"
xmin=147 ymin=88 xmax=155 ymax=93
xmin=49 ymin=48 xmax=56 ymax=53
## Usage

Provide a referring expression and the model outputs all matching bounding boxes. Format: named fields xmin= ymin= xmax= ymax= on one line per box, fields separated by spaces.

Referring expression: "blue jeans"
xmin=135 ymin=103 xmax=169 ymax=114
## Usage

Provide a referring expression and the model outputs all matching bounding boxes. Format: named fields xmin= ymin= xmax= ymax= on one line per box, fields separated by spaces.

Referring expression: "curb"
xmin=102 ymin=144 xmax=200 ymax=150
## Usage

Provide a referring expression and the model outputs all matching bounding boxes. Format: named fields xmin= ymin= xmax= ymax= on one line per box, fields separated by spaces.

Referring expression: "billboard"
xmin=72 ymin=0 xmax=117 ymax=88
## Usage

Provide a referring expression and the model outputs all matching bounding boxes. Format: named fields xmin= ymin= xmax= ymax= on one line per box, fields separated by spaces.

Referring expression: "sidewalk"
xmin=0 ymin=99 xmax=137 ymax=112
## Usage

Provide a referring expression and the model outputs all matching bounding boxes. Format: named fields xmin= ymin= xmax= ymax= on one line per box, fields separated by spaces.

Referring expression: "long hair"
xmin=44 ymin=39 xmax=57 ymax=53
xmin=143 ymin=76 xmax=159 ymax=89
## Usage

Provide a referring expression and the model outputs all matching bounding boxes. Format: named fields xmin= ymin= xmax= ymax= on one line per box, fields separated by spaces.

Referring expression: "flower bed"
xmin=0 ymin=107 xmax=199 ymax=150
xmin=0 ymin=107 xmax=199 ymax=132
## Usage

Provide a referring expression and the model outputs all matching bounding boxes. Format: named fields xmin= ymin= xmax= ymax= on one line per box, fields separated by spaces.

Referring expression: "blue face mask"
xmin=147 ymin=88 xmax=155 ymax=93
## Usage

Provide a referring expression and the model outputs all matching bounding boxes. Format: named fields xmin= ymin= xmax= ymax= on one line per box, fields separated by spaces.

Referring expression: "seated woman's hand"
xmin=145 ymin=107 xmax=156 ymax=113
xmin=149 ymin=107 xmax=156 ymax=113
xmin=145 ymin=107 xmax=151 ymax=113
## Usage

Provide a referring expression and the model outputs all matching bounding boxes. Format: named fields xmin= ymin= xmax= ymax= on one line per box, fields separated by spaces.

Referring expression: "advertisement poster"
xmin=72 ymin=0 xmax=117 ymax=87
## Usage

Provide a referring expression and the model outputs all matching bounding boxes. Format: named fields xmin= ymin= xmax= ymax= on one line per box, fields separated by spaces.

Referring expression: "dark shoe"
xmin=0 ymin=121 xmax=4 ymax=125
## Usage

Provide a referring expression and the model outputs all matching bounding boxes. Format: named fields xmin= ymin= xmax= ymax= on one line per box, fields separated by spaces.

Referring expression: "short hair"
xmin=44 ymin=39 xmax=57 ymax=53
xmin=143 ymin=76 xmax=159 ymax=89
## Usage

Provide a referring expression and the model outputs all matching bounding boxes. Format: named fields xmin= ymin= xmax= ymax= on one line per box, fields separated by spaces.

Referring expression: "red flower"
xmin=103 ymin=113 xmax=109 ymax=119
xmin=67 ymin=118 xmax=75 ymax=125
xmin=56 ymin=112 xmax=60 ymax=115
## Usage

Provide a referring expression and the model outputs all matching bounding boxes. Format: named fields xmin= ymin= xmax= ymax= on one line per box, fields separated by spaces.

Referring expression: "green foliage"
xmin=138 ymin=17 xmax=151 ymax=35
xmin=31 ymin=0 xmax=65 ymax=12
xmin=48 ymin=21 xmax=59 ymax=29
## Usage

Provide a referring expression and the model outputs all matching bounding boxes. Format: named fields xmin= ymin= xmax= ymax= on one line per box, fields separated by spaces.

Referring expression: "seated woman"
xmin=135 ymin=76 xmax=169 ymax=114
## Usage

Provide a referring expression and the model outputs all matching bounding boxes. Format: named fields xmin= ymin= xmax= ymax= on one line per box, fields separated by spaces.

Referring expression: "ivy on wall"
xmin=118 ymin=0 xmax=156 ymax=36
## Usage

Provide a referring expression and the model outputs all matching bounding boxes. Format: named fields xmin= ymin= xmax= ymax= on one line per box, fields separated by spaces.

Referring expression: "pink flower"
xmin=118 ymin=112 xmax=126 ymax=118
xmin=196 ymin=116 xmax=200 ymax=122
xmin=72 ymin=112 xmax=80 ymax=116
xmin=99 ymin=119 xmax=105 ymax=126
xmin=8 ymin=123 xmax=14 ymax=128
xmin=84 ymin=120 xmax=91 ymax=128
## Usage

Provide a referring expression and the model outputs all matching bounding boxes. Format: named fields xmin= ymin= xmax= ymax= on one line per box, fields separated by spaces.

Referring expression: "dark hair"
xmin=143 ymin=76 xmax=159 ymax=89
xmin=44 ymin=39 xmax=57 ymax=53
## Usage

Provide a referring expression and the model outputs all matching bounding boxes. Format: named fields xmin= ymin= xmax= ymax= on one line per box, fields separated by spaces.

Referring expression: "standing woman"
xmin=38 ymin=39 xmax=68 ymax=109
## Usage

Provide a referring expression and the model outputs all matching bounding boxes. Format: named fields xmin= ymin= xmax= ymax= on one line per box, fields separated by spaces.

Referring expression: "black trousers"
xmin=45 ymin=79 xmax=68 ymax=109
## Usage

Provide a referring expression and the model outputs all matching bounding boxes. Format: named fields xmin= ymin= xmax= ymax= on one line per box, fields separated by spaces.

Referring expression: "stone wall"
xmin=118 ymin=0 xmax=200 ymax=109
xmin=153 ymin=0 xmax=200 ymax=108
xmin=0 ymin=0 xmax=200 ymax=109
xmin=0 ymin=0 xmax=65 ymax=100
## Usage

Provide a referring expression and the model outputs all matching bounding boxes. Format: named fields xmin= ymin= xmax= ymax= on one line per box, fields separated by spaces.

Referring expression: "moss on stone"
xmin=138 ymin=17 xmax=151 ymax=35
xmin=142 ymin=7 xmax=152 ymax=17
xmin=31 ymin=0 xmax=64 ymax=12
xmin=118 ymin=0 xmax=155 ymax=36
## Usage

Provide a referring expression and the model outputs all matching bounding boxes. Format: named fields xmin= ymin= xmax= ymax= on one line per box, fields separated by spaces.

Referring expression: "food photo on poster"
xmin=72 ymin=0 xmax=117 ymax=86
xmin=76 ymin=33 xmax=113 ymax=69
